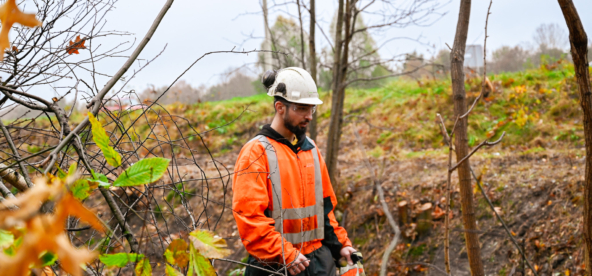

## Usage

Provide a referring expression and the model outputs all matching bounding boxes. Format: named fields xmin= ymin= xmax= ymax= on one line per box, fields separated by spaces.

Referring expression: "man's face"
xmin=282 ymin=102 xmax=314 ymax=137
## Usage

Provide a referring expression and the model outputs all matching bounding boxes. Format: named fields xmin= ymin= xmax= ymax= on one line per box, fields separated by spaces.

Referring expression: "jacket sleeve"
xmin=317 ymin=147 xmax=353 ymax=259
xmin=232 ymin=141 xmax=300 ymax=265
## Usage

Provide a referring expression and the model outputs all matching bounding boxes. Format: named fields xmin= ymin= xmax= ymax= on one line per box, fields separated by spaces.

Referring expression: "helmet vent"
xmin=276 ymin=82 xmax=287 ymax=96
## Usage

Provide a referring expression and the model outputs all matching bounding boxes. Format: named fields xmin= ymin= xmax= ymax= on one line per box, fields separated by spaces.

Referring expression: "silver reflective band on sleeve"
xmin=256 ymin=135 xmax=325 ymax=244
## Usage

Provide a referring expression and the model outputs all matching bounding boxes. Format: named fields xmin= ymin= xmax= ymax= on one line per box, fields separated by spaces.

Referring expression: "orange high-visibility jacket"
xmin=232 ymin=127 xmax=352 ymax=265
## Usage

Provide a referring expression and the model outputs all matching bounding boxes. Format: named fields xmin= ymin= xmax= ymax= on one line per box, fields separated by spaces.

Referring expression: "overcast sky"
xmin=11 ymin=0 xmax=592 ymax=100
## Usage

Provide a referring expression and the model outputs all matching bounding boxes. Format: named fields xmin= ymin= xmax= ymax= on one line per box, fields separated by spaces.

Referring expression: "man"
xmin=232 ymin=67 xmax=356 ymax=276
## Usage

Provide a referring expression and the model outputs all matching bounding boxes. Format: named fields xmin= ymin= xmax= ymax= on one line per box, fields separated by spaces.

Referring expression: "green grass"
xmin=9 ymin=61 xmax=587 ymax=157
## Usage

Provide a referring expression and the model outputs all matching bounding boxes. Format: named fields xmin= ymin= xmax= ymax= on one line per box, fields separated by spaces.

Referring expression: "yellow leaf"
xmin=0 ymin=0 xmax=42 ymax=61
xmin=135 ymin=257 xmax=152 ymax=276
xmin=188 ymin=229 xmax=232 ymax=259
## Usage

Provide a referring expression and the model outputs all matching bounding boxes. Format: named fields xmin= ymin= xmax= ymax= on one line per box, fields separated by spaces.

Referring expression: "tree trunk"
xmin=296 ymin=0 xmax=306 ymax=70
xmin=261 ymin=0 xmax=272 ymax=71
xmin=308 ymin=0 xmax=318 ymax=141
xmin=557 ymin=1 xmax=592 ymax=274
xmin=450 ymin=0 xmax=485 ymax=275
xmin=325 ymin=0 xmax=345 ymax=186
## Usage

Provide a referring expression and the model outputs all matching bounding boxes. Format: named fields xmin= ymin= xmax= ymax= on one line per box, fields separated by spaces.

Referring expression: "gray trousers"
xmin=245 ymin=245 xmax=337 ymax=276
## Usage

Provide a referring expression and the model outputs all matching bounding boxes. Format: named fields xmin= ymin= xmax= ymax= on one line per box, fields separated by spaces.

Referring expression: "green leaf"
xmin=39 ymin=251 xmax=58 ymax=266
xmin=113 ymin=157 xmax=170 ymax=187
xmin=0 ymin=230 xmax=14 ymax=249
xmin=188 ymin=243 xmax=216 ymax=276
xmin=57 ymin=164 xmax=67 ymax=179
xmin=4 ymin=236 xmax=22 ymax=256
xmin=134 ymin=257 xmax=152 ymax=276
xmin=188 ymin=229 xmax=231 ymax=259
xmin=100 ymin=253 xmax=144 ymax=268
xmin=67 ymin=163 xmax=78 ymax=177
xmin=165 ymin=264 xmax=184 ymax=276
xmin=90 ymin=171 xmax=111 ymax=188
xmin=70 ymin=179 xmax=98 ymax=200
xmin=88 ymin=112 xmax=121 ymax=168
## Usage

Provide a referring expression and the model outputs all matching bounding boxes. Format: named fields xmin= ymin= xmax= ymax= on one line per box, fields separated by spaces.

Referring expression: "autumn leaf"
xmin=188 ymin=229 xmax=231 ymax=259
xmin=70 ymin=179 xmax=98 ymax=201
xmin=135 ymin=257 xmax=152 ymax=276
xmin=0 ymin=177 xmax=104 ymax=276
xmin=88 ymin=112 xmax=122 ymax=168
xmin=432 ymin=206 xmax=445 ymax=220
xmin=0 ymin=0 xmax=41 ymax=61
xmin=164 ymin=239 xmax=189 ymax=268
xmin=166 ymin=264 xmax=184 ymax=276
xmin=67 ymin=35 xmax=86 ymax=55
xmin=187 ymin=243 xmax=216 ymax=276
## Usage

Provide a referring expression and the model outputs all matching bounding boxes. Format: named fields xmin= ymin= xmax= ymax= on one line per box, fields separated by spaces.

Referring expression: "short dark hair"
xmin=273 ymin=96 xmax=290 ymax=112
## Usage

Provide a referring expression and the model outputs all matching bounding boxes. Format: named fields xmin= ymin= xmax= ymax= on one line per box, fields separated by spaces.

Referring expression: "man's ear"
xmin=275 ymin=101 xmax=285 ymax=114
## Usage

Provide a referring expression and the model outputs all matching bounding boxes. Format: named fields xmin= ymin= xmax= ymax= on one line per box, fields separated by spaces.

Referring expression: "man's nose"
xmin=304 ymin=112 xmax=313 ymax=121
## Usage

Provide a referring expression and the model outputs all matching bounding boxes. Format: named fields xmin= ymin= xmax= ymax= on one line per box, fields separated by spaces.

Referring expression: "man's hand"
xmin=288 ymin=253 xmax=310 ymax=275
xmin=340 ymin=246 xmax=357 ymax=266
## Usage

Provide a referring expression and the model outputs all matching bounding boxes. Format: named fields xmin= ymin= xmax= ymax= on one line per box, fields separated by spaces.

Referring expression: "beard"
xmin=283 ymin=111 xmax=309 ymax=137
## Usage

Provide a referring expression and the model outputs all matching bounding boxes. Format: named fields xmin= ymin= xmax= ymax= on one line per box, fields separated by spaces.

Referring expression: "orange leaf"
xmin=0 ymin=177 xmax=102 ymax=276
xmin=432 ymin=206 xmax=445 ymax=219
xmin=67 ymin=35 xmax=86 ymax=55
xmin=0 ymin=0 xmax=42 ymax=61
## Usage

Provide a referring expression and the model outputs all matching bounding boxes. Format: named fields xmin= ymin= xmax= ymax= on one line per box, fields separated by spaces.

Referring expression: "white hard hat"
xmin=261 ymin=67 xmax=323 ymax=105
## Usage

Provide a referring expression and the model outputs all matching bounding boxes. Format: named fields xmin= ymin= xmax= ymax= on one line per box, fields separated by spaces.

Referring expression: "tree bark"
xmin=325 ymin=0 xmax=345 ymax=186
xmin=557 ymin=1 xmax=592 ymax=274
xmin=450 ymin=0 xmax=485 ymax=275
xmin=262 ymin=0 xmax=273 ymax=71
xmin=308 ymin=0 xmax=318 ymax=141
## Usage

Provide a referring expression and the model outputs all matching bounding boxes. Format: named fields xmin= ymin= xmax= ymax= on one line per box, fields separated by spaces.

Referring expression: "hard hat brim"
xmin=284 ymin=96 xmax=323 ymax=105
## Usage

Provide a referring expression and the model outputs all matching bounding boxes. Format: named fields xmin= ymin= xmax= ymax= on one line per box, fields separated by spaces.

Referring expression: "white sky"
xmin=8 ymin=0 xmax=592 ymax=100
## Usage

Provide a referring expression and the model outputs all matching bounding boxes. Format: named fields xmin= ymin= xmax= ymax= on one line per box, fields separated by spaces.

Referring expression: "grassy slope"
xmin=188 ymin=61 xmax=582 ymax=155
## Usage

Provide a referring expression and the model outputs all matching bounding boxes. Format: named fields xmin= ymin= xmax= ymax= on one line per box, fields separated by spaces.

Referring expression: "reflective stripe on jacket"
xmin=232 ymin=132 xmax=352 ymax=265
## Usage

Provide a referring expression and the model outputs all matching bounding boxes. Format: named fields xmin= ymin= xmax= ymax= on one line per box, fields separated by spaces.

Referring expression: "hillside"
xmin=4 ymin=61 xmax=589 ymax=275
xmin=143 ymin=61 xmax=586 ymax=275
xmin=193 ymin=61 xmax=588 ymax=275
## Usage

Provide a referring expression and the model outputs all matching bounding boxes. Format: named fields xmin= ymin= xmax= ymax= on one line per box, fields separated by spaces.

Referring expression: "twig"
xmin=215 ymin=258 xmax=284 ymax=275
xmin=44 ymin=0 xmax=176 ymax=173
xmin=436 ymin=113 xmax=456 ymax=274
xmin=0 ymin=178 xmax=17 ymax=210
xmin=469 ymin=166 xmax=538 ymax=276
xmin=449 ymin=132 xmax=505 ymax=172
xmin=0 ymin=120 xmax=33 ymax=188
xmin=460 ymin=0 xmax=493 ymax=120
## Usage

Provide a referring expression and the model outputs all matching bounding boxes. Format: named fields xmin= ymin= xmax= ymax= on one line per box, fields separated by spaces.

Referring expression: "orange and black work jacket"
xmin=232 ymin=125 xmax=352 ymax=265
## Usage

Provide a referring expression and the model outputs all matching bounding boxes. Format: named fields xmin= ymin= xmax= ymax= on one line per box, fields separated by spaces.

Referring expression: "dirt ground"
xmin=200 ymin=126 xmax=587 ymax=276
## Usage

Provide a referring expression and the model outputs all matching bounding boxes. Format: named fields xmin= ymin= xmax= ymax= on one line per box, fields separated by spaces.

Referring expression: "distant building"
xmin=465 ymin=45 xmax=484 ymax=69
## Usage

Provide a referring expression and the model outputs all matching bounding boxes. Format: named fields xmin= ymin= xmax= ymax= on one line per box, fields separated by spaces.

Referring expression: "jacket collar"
xmin=257 ymin=124 xmax=315 ymax=154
